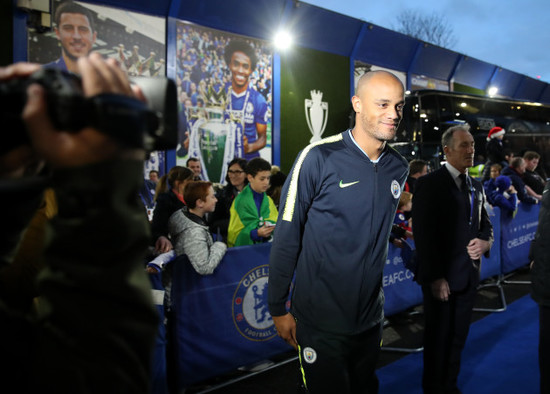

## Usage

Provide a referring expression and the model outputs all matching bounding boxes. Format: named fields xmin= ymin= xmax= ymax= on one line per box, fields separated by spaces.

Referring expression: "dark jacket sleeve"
xmin=208 ymin=186 xmax=234 ymax=238
xmin=476 ymin=185 xmax=494 ymax=257
xmin=502 ymin=169 xmax=538 ymax=205
xmin=268 ymin=149 xmax=321 ymax=317
xmin=412 ymin=173 xmax=445 ymax=283
xmin=1 ymin=160 xmax=158 ymax=393
xmin=531 ymin=184 xmax=550 ymax=306
xmin=151 ymin=191 xmax=181 ymax=241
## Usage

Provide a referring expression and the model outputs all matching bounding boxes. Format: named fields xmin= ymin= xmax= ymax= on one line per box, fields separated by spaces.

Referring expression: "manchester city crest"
xmin=303 ymin=347 xmax=317 ymax=364
xmin=232 ymin=265 xmax=277 ymax=341
xmin=391 ymin=180 xmax=401 ymax=199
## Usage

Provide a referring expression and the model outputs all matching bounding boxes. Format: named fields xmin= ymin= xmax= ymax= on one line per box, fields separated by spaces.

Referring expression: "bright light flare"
xmin=274 ymin=31 xmax=293 ymax=50
xmin=488 ymin=86 xmax=498 ymax=97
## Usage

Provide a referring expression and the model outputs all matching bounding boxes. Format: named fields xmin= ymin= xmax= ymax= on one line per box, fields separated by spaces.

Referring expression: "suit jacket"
xmin=412 ymin=166 xmax=493 ymax=291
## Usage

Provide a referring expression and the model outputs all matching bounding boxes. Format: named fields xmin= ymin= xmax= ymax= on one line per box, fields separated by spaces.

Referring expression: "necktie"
xmin=458 ymin=173 xmax=469 ymax=194
xmin=459 ymin=173 xmax=472 ymax=223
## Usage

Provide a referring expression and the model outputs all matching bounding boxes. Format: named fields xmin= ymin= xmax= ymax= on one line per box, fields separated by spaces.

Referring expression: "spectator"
xmin=487 ymin=175 xmax=518 ymax=217
xmin=405 ymin=159 xmax=428 ymax=193
xmin=0 ymin=54 xmax=157 ymax=393
xmin=529 ymin=182 xmax=550 ymax=394
xmin=169 ymin=181 xmax=227 ymax=275
xmin=523 ymin=151 xmax=546 ymax=196
xmin=227 ymin=157 xmax=278 ymax=247
xmin=503 ymin=148 xmax=514 ymax=165
xmin=481 ymin=126 xmax=507 ymax=181
xmin=149 ymin=169 xmax=159 ymax=184
xmin=394 ymin=191 xmax=413 ymax=239
xmin=151 ymin=166 xmax=194 ymax=253
xmin=501 ymin=157 xmax=539 ymax=205
xmin=483 ymin=163 xmax=502 ymax=197
xmin=209 ymin=157 xmax=248 ymax=240
xmin=267 ymin=165 xmax=287 ymax=209
xmin=186 ymin=157 xmax=202 ymax=180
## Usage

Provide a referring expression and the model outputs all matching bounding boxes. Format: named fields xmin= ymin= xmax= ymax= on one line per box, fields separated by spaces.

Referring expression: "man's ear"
xmin=351 ymin=96 xmax=361 ymax=113
xmin=247 ymin=174 xmax=254 ymax=183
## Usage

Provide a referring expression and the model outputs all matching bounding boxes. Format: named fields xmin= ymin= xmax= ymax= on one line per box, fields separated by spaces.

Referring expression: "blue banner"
xmin=170 ymin=243 xmax=290 ymax=389
xmin=500 ymin=203 xmax=540 ymax=274
xmin=383 ymin=240 xmax=423 ymax=316
xmin=480 ymin=205 xmax=502 ymax=280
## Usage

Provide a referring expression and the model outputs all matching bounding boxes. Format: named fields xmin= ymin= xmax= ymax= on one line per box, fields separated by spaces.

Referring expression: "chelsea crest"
xmin=232 ymin=265 xmax=277 ymax=341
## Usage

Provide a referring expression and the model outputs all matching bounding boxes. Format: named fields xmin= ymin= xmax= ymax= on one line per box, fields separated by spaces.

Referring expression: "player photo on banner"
xmin=27 ymin=0 xmax=167 ymax=177
xmin=175 ymin=21 xmax=273 ymax=184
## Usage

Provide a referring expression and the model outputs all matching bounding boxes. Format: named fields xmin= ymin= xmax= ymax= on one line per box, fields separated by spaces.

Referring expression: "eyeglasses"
xmin=228 ymin=170 xmax=245 ymax=175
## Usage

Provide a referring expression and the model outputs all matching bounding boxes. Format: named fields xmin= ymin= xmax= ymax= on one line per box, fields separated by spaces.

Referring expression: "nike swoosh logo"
xmin=339 ymin=180 xmax=360 ymax=188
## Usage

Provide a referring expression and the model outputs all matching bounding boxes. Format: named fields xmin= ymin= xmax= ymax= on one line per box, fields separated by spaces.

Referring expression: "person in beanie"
xmin=481 ymin=126 xmax=507 ymax=181
xmin=486 ymin=175 xmax=518 ymax=217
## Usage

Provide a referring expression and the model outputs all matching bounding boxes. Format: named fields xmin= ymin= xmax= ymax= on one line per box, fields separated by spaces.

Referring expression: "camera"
xmin=0 ymin=67 xmax=177 ymax=155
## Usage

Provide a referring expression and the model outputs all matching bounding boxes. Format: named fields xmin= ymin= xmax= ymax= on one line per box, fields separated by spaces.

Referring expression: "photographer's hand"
xmin=0 ymin=63 xmax=42 ymax=178
xmin=23 ymin=53 xmax=143 ymax=168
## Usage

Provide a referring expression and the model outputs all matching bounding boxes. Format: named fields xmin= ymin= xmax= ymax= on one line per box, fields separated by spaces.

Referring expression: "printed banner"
xmin=480 ymin=205 xmax=502 ymax=280
xmin=280 ymin=47 xmax=350 ymax=173
xmin=171 ymin=241 xmax=428 ymax=389
xmin=501 ymin=203 xmax=539 ymax=274
xmin=27 ymin=0 xmax=167 ymax=177
xmin=173 ymin=21 xmax=273 ymax=183
xmin=383 ymin=240 xmax=423 ymax=316
xmin=170 ymin=243 xmax=288 ymax=389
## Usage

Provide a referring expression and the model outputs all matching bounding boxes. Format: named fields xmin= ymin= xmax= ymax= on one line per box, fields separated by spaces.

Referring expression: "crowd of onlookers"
xmin=141 ymin=126 xmax=548 ymax=276
xmin=141 ymin=156 xmax=286 ymax=277
xmin=388 ymin=126 xmax=547 ymax=248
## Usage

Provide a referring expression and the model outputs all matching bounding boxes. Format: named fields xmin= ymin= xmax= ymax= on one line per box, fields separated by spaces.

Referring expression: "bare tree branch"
xmin=393 ymin=9 xmax=457 ymax=49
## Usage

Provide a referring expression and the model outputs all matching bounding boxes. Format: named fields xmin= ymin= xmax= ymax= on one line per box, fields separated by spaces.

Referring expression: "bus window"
xmin=418 ymin=94 xmax=440 ymax=144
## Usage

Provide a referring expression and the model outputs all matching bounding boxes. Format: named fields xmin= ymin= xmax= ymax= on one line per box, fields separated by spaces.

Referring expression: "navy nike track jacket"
xmin=268 ymin=130 xmax=409 ymax=335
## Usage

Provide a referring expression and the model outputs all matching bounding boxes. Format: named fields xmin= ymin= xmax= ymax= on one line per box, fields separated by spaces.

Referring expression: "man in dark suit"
xmin=412 ymin=124 xmax=493 ymax=394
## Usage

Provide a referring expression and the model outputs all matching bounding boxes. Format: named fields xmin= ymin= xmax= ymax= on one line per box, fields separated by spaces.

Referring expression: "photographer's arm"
xmin=1 ymin=54 xmax=157 ymax=393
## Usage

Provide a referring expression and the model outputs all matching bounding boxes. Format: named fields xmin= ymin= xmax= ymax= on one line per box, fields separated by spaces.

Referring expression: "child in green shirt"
xmin=227 ymin=158 xmax=278 ymax=247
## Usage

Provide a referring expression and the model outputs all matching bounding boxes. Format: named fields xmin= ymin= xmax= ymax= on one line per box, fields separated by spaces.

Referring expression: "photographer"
xmin=0 ymin=54 xmax=157 ymax=393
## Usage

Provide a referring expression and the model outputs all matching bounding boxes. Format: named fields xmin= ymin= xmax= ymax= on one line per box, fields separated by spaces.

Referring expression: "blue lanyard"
xmin=460 ymin=174 xmax=475 ymax=226
xmin=468 ymin=188 xmax=475 ymax=225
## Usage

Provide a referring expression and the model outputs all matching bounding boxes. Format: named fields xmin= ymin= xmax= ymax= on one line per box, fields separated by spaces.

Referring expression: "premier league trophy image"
xmin=180 ymin=31 xmax=271 ymax=183
xmin=187 ymin=83 xmax=235 ymax=184
xmin=305 ymin=89 xmax=329 ymax=143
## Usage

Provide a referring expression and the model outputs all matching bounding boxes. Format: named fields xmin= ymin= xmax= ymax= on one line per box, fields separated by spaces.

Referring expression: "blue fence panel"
xmin=170 ymin=243 xmax=289 ymax=389
xmin=500 ymin=203 xmax=540 ymax=274
xmin=480 ymin=206 xmax=502 ymax=280
xmin=383 ymin=240 xmax=422 ymax=316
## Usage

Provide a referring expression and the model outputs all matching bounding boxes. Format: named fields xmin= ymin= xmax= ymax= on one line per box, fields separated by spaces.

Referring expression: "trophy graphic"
xmin=187 ymin=83 xmax=237 ymax=184
xmin=305 ymin=90 xmax=329 ymax=143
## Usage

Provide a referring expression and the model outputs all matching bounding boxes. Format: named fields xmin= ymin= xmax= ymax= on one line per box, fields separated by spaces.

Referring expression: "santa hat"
xmin=487 ymin=127 xmax=505 ymax=141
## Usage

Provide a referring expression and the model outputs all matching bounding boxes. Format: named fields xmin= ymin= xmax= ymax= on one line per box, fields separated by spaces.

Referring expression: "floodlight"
xmin=274 ymin=31 xmax=293 ymax=50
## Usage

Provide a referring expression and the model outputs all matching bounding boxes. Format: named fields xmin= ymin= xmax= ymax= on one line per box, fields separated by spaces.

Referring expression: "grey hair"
xmin=441 ymin=124 xmax=471 ymax=149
